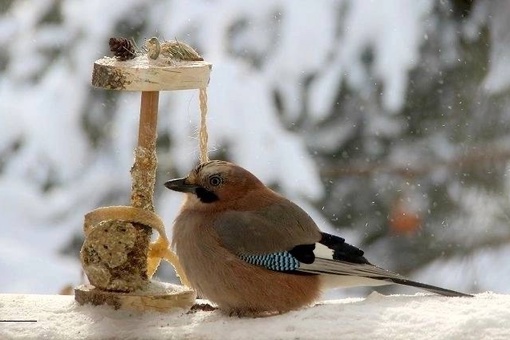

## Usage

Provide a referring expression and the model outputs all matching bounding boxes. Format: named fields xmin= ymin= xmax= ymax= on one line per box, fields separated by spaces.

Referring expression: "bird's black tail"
xmin=388 ymin=277 xmax=473 ymax=297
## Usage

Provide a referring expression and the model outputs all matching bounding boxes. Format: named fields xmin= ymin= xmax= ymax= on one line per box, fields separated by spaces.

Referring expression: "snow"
xmin=0 ymin=293 xmax=507 ymax=339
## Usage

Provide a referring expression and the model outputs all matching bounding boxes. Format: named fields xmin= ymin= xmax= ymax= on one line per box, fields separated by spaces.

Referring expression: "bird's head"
xmin=164 ymin=160 xmax=264 ymax=204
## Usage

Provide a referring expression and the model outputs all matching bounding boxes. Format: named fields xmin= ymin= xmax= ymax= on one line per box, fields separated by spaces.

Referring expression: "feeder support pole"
xmin=138 ymin=91 xmax=159 ymax=152
xmin=131 ymin=91 xmax=160 ymax=212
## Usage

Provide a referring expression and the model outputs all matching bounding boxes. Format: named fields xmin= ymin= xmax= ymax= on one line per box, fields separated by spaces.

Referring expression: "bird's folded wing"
xmin=237 ymin=250 xmax=397 ymax=280
xmin=235 ymin=235 xmax=472 ymax=297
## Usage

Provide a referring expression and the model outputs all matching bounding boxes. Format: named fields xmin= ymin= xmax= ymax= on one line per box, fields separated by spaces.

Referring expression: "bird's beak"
xmin=164 ymin=177 xmax=200 ymax=193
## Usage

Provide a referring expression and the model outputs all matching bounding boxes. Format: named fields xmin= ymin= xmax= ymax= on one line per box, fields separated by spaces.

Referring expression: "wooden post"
xmin=138 ymin=92 xmax=159 ymax=153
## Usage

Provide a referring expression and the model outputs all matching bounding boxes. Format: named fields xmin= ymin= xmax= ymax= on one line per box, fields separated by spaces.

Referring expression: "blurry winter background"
xmin=1 ymin=0 xmax=509 ymax=296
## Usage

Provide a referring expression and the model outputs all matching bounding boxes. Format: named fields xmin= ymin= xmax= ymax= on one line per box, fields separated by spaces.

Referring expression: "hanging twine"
xmin=199 ymin=87 xmax=209 ymax=163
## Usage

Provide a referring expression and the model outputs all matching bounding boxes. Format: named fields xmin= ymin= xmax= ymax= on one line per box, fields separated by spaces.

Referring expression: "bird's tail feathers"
xmin=300 ymin=258 xmax=472 ymax=297
xmin=387 ymin=277 xmax=473 ymax=297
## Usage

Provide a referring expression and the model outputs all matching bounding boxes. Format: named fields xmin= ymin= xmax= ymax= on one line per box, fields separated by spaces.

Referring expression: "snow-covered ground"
xmin=1 ymin=293 xmax=507 ymax=340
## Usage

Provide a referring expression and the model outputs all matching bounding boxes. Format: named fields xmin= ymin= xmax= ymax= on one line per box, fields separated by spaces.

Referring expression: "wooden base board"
xmin=75 ymin=282 xmax=196 ymax=313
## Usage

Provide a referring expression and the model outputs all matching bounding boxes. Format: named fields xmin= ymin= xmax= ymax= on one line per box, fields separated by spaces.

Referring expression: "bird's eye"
xmin=208 ymin=175 xmax=222 ymax=186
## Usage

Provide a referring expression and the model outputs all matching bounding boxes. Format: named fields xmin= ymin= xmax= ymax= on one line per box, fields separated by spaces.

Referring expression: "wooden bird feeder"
xmin=75 ymin=37 xmax=211 ymax=312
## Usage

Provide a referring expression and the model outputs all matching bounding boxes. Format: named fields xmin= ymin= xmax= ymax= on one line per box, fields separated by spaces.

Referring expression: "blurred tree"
xmin=2 ymin=0 xmax=510 ymax=294
xmin=309 ymin=1 xmax=510 ymax=283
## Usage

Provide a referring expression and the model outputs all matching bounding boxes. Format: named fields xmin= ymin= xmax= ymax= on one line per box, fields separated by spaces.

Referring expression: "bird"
xmin=165 ymin=160 xmax=472 ymax=316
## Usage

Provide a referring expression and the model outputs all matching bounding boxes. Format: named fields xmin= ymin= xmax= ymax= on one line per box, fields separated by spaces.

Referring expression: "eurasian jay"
xmin=165 ymin=160 xmax=471 ymax=316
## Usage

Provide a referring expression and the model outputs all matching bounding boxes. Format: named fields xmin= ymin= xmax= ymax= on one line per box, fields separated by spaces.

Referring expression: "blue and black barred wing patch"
xmin=239 ymin=251 xmax=300 ymax=272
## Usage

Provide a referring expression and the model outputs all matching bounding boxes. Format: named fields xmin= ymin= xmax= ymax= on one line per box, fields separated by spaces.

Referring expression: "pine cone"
xmin=109 ymin=37 xmax=136 ymax=61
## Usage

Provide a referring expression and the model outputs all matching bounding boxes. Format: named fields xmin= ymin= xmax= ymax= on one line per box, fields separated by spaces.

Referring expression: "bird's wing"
xmin=213 ymin=203 xmax=471 ymax=297
xmin=235 ymin=231 xmax=473 ymax=297
xmin=212 ymin=199 xmax=322 ymax=255
xmin=232 ymin=231 xmax=374 ymax=273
